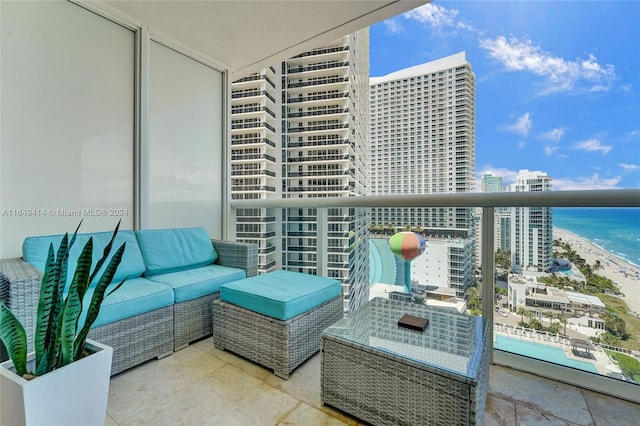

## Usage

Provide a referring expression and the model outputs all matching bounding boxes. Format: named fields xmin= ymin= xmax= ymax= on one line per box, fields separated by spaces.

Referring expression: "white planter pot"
xmin=0 ymin=339 xmax=113 ymax=426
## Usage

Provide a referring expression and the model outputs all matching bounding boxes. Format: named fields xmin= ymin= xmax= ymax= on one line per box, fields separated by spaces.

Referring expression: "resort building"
xmin=231 ymin=31 xmax=371 ymax=312
xmin=369 ymin=52 xmax=476 ymax=298
xmin=507 ymin=274 xmax=605 ymax=320
xmin=506 ymin=169 xmax=554 ymax=272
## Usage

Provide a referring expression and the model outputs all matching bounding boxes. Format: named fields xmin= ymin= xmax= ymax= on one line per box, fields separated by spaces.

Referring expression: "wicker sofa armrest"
xmin=211 ymin=239 xmax=258 ymax=278
xmin=0 ymin=258 xmax=43 ymax=359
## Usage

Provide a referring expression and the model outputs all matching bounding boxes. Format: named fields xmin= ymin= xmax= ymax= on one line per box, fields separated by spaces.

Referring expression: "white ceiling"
xmin=99 ymin=0 xmax=429 ymax=79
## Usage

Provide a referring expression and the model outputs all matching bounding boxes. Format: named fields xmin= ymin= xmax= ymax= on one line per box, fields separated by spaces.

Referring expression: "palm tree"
xmin=517 ymin=307 xmax=526 ymax=324
xmin=544 ymin=311 xmax=555 ymax=328
xmin=593 ymin=259 xmax=603 ymax=274
xmin=558 ymin=313 xmax=568 ymax=336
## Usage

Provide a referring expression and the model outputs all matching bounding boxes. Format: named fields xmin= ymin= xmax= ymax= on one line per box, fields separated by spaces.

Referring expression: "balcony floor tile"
xmin=106 ymin=339 xmax=640 ymax=425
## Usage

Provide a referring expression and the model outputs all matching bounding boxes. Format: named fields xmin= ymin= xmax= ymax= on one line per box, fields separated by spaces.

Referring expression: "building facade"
xmin=231 ymin=67 xmax=282 ymax=274
xmin=369 ymin=52 xmax=476 ymax=298
xmin=231 ymin=30 xmax=371 ymax=312
xmin=506 ymin=169 xmax=554 ymax=272
xmin=369 ymin=52 xmax=475 ymax=233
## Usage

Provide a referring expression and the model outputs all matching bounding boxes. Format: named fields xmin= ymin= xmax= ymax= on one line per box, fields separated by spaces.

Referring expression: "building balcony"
xmin=286 ymin=76 xmax=349 ymax=90
xmin=231 ymin=89 xmax=276 ymax=102
xmin=286 ymin=123 xmax=349 ymax=133
xmin=231 ymin=137 xmax=277 ymax=148
xmin=286 ymin=154 xmax=352 ymax=163
xmin=287 ymin=61 xmax=349 ymax=74
xmin=286 ymin=92 xmax=349 ymax=104
xmin=286 ymin=107 xmax=349 ymax=119
xmin=286 ymin=138 xmax=351 ymax=148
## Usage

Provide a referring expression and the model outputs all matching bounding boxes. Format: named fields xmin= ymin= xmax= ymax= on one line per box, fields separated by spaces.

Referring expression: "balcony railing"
xmin=228 ymin=189 xmax=640 ymax=404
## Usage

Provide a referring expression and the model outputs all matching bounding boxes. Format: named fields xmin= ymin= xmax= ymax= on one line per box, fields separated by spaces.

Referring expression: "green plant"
xmin=0 ymin=222 xmax=126 ymax=378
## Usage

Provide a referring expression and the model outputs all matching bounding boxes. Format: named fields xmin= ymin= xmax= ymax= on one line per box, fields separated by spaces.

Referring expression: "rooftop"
xmin=105 ymin=338 xmax=640 ymax=425
xmin=370 ymin=51 xmax=468 ymax=84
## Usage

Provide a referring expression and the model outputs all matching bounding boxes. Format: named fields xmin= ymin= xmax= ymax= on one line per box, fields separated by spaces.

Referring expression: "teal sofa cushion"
xmin=22 ymin=230 xmax=146 ymax=290
xmin=220 ymin=270 xmax=341 ymax=320
xmin=79 ymin=277 xmax=175 ymax=328
xmin=136 ymin=228 xmax=218 ymax=276
xmin=146 ymin=264 xmax=246 ymax=303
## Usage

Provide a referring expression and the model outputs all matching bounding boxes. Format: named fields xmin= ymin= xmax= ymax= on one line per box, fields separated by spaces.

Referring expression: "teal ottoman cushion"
xmin=220 ymin=270 xmax=341 ymax=320
xmin=147 ymin=264 xmax=246 ymax=303
xmin=80 ymin=277 xmax=175 ymax=328
xmin=136 ymin=227 xmax=218 ymax=276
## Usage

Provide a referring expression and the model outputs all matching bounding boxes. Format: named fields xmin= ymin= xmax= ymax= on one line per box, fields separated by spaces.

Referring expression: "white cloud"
xmin=544 ymin=146 xmax=559 ymax=157
xmin=479 ymin=36 xmax=616 ymax=95
xmin=505 ymin=113 xmax=532 ymax=136
xmin=625 ymin=129 xmax=640 ymax=141
xmin=619 ymin=163 xmax=640 ymax=171
xmin=399 ymin=3 xmax=476 ymax=34
xmin=541 ymin=128 xmax=564 ymax=142
xmin=574 ymin=139 xmax=612 ymax=155
xmin=553 ymin=174 xmax=622 ymax=190
xmin=384 ymin=19 xmax=403 ymax=34
xmin=403 ymin=4 xmax=459 ymax=28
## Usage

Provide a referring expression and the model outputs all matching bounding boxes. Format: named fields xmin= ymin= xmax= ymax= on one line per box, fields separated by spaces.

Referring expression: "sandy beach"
xmin=554 ymin=227 xmax=640 ymax=315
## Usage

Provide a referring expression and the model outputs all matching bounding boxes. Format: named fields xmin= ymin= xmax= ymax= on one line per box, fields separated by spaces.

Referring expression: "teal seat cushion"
xmin=136 ymin=228 xmax=218 ymax=276
xmin=79 ymin=277 xmax=175 ymax=328
xmin=22 ymin=230 xmax=146 ymax=290
xmin=146 ymin=264 xmax=246 ymax=303
xmin=220 ymin=270 xmax=341 ymax=320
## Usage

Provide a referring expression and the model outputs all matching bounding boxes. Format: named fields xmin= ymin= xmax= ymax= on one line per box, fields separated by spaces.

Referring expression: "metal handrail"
xmin=230 ymin=189 xmax=640 ymax=209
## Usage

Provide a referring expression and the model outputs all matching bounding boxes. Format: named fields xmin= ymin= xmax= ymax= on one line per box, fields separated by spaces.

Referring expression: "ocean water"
xmin=553 ymin=207 xmax=640 ymax=268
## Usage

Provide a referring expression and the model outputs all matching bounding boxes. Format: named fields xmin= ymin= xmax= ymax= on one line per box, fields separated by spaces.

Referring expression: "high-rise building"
xmin=481 ymin=173 xmax=503 ymax=193
xmin=477 ymin=173 xmax=506 ymax=267
xmin=369 ymin=52 xmax=476 ymax=298
xmin=506 ymin=169 xmax=553 ymax=272
xmin=231 ymin=67 xmax=282 ymax=274
xmin=231 ymin=30 xmax=370 ymax=313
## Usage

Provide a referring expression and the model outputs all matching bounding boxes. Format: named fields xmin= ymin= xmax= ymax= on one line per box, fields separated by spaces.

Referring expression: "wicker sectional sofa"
xmin=0 ymin=227 xmax=257 ymax=375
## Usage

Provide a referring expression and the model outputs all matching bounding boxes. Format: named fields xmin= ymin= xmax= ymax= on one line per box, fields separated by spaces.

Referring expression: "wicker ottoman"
xmin=212 ymin=271 xmax=343 ymax=379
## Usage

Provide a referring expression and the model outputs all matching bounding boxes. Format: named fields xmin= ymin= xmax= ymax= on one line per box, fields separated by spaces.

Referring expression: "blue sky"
xmin=370 ymin=1 xmax=640 ymax=190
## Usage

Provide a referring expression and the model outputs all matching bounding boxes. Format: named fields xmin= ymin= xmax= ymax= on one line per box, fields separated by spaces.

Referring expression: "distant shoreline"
xmin=554 ymin=227 xmax=640 ymax=315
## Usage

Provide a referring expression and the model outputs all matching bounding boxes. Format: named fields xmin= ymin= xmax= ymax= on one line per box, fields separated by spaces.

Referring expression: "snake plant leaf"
xmin=0 ymin=302 xmax=28 ymax=377
xmin=58 ymin=238 xmax=94 ymax=368
xmin=87 ymin=219 xmax=121 ymax=286
xmin=74 ymin=243 xmax=126 ymax=360
xmin=34 ymin=241 xmax=62 ymax=375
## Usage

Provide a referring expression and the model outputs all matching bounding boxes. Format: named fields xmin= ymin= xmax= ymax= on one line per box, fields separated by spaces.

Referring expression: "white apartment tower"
xmin=370 ymin=52 xmax=475 ymax=232
xmin=506 ymin=169 xmax=553 ymax=272
xmin=231 ymin=30 xmax=370 ymax=312
xmin=369 ymin=52 xmax=476 ymax=298
xmin=231 ymin=67 xmax=282 ymax=274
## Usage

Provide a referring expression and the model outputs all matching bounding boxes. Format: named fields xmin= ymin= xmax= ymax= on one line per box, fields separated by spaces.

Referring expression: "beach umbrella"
xmin=389 ymin=231 xmax=426 ymax=294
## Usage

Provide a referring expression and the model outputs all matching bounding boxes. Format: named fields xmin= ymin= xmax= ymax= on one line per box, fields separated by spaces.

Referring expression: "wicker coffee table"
xmin=321 ymin=297 xmax=489 ymax=426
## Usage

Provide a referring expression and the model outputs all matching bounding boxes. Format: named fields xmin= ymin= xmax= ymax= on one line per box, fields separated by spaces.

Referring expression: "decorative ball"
xmin=389 ymin=232 xmax=425 ymax=261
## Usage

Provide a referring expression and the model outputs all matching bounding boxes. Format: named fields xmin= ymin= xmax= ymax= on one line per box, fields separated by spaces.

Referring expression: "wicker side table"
xmin=321 ymin=298 xmax=489 ymax=426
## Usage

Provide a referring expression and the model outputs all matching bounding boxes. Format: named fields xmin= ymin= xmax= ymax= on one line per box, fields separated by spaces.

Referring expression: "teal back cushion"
xmin=136 ymin=227 xmax=218 ymax=276
xmin=22 ymin=230 xmax=146 ymax=290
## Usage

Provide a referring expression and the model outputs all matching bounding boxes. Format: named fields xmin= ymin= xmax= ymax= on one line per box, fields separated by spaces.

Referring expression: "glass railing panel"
xmin=229 ymin=192 xmax=639 ymax=403
xmin=491 ymin=206 xmax=640 ymax=399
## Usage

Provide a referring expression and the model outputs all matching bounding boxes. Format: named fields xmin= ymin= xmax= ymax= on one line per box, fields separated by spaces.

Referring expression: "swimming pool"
xmin=494 ymin=334 xmax=598 ymax=373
